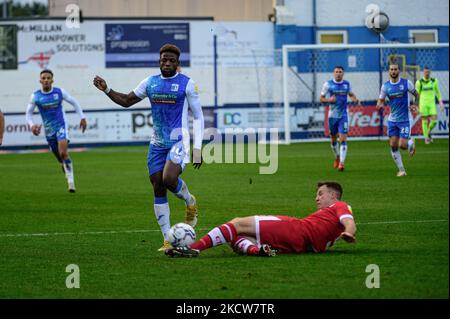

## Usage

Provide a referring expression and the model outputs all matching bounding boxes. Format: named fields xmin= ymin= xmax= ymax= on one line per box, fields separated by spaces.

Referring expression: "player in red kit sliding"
xmin=165 ymin=181 xmax=356 ymax=257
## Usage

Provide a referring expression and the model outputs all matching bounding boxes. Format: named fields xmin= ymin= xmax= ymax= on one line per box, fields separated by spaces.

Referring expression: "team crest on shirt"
xmin=53 ymin=93 xmax=59 ymax=99
xmin=171 ymin=84 xmax=179 ymax=92
xmin=399 ymin=85 xmax=404 ymax=90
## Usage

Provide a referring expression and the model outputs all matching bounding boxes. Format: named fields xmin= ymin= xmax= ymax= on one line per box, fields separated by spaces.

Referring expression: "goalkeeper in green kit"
xmin=415 ymin=67 xmax=445 ymax=144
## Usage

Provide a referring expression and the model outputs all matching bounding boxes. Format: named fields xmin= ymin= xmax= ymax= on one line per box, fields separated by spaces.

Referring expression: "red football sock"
xmin=191 ymin=223 xmax=237 ymax=251
xmin=247 ymin=245 xmax=259 ymax=255
xmin=190 ymin=236 xmax=212 ymax=251
xmin=232 ymin=236 xmax=259 ymax=255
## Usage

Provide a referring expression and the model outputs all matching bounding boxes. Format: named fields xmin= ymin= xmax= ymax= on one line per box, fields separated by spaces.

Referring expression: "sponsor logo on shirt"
xmin=150 ymin=93 xmax=178 ymax=104
xmin=171 ymin=84 xmax=179 ymax=92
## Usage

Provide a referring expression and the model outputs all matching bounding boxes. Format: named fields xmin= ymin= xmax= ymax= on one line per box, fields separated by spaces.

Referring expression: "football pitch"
xmin=0 ymin=139 xmax=448 ymax=298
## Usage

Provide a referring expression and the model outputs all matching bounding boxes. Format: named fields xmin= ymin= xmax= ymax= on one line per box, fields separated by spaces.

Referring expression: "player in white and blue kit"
xmin=377 ymin=63 xmax=419 ymax=177
xmin=320 ymin=66 xmax=360 ymax=171
xmin=93 ymin=44 xmax=204 ymax=251
xmin=26 ymin=69 xmax=87 ymax=192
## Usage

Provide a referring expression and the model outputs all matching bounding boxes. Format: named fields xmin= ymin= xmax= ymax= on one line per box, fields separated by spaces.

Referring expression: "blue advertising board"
xmin=105 ymin=23 xmax=190 ymax=68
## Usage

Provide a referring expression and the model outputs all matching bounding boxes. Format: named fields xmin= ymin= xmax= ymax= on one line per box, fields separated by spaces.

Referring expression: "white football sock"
xmin=331 ymin=142 xmax=340 ymax=158
xmin=391 ymin=150 xmax=404 ymax=171
xmin=63 ymin=160 xmax=74 ymax=183
xmin=407 ymin=139 xmax=415 ymax=152
xmin=154 ymin=203 xmax=171 ymax=240
xmin=340 ymin=143 xmax=348 ymax=164
xmin=173 ymin=179 xmax=194 ymax=206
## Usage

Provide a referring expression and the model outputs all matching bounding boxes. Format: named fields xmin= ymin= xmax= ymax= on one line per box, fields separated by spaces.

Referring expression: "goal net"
xmin=281 ymin=42 xmax=449 ymax=144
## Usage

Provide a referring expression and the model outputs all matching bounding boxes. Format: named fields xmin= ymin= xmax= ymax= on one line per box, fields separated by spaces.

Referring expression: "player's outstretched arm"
xmin=93 ymin=75 xmax=142 ymax=108
xmin=340 ymin=218 xmax=356 ymax=243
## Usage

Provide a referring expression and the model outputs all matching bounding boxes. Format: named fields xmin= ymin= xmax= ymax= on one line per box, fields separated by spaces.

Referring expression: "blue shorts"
xmin=148 ymin=142 xmax=187 ymax=176
xmin=46 ymin=126 xmax=69 ymax=153
xmin=388 ymin=121 xmax=410 ymax=139
xmin=328 ymin=116 xmax=348 ymax=136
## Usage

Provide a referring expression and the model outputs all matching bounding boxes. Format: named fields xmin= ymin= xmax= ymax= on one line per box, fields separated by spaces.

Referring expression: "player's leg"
xmin=329 ymin=118 xmax=340 ymax=168
xmin=188 ymin=216 xmax=247 ymax=251
xmin=166 ymin=216 xmax=279 ymax=257
xmin=191 ymin=216 xmax=275 ymax=255
xmin=48 ymin=138 xmax=62 ymax=163
xmin=54 ymin=125 xmax=76 ymax=192
xmin=388 ymin=122 xmax=406 ymax=176
xmin=150 ymin=171 xmax=172 ymax=251
xmin=420 ymin=102 xmax=430 ymax=143
xmin=148 ymin=144 xmax=172 ymax=251
xmin=47 ymin=136 xmax=65 ymax=174
xmin=397 ymin=121 xmax=415 ymax=157
xmin=173 ymin=216 xmax=255 ymax=254
xmin=421 ymin=115 xmax=430 ymax=144
xmin=428 ymin=114 xmax=438 ymax=143
xmin=163 ymin=143 xmax=198 ymax=227
xmin=337 ymin=117 xmax=349 ymax=171
xmin=57 ymin=139 xmax=76 ymax=192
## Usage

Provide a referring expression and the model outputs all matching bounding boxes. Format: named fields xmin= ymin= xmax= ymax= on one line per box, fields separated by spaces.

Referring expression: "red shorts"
xmin=255 ymin=215 xmax=310 ymax=254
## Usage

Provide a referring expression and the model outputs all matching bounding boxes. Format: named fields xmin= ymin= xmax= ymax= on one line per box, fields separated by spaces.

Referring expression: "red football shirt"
xmin=300 ymin=201 xmax=354 ymax=252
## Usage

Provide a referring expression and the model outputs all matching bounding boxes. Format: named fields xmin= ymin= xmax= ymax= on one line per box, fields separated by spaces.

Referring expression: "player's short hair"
xmin=389 ymin=62 xmax=399 ymax=69
xmin=160 ymin=44 xmax=181 ymax=59
xmin=334 ymin=66 xmax=344 ymax=71
xmin=40 ymin=69 xmax=53 ymax=77
xmin=317 ymin=181 xmax=343 ymax=200
xmin=423 ymin=66 xmax=430 ymax=70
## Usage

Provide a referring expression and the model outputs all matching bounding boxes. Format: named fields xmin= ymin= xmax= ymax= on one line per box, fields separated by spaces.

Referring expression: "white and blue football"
xmin=167 ymin=223 xmax=196 ymax=247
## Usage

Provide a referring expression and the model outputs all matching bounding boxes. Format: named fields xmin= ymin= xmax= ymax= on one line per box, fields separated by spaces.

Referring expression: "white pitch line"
xmin=0 ymin=219 xmax=448 ymax=238
xmin=357 ymin=219 xmax=449 ymax=225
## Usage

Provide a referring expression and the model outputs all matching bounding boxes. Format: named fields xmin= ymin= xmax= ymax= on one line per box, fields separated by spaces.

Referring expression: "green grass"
xmin=0 ymin=140 xmax=448 ymax=298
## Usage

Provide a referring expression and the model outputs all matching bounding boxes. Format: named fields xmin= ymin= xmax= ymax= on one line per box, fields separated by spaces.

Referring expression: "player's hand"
xmin=329 ymin=95 xmax=336 ymax=103
xmin=31 ymin=124 xmax=41 ymax=136
xmin=192 ymin=148 xmax=203 ymax=169
xmin=340 ymin=232 xmax=356 ymax=243
xmin=409 ymin=104 xmax=418 ymax=113
xmin=376 ymin=104 xmax=384 ymax=111
xmin=80 ymin=118 xmax=87 ymax=133
xmin=93 ymin=76 xmax=108 ymax=92
xmin=354 ymin=99 xmax=361 ymax=106
xmin=439 ymin=101 xmax=445 ymax=112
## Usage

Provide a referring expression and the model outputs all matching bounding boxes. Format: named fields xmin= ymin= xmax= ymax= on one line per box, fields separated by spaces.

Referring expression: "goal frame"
xmin=282 ymin=42 xmax=450 ymax=144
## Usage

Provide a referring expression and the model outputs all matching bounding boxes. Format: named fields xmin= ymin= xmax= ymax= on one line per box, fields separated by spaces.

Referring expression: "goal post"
xmin=282 ymin=42 xmax=450 ymax=144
